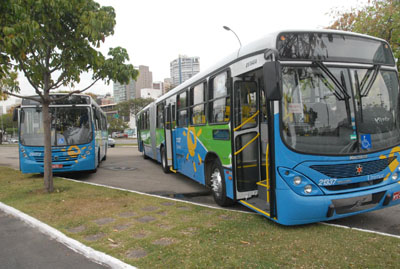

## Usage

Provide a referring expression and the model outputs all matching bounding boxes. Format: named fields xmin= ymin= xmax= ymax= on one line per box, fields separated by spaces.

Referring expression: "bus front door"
xmin=233 ymin=79 xmax=272 ymax=217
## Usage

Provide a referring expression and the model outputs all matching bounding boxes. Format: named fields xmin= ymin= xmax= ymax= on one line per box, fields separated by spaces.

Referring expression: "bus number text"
xmin=318 ymin=178 xmax=337 ymax=186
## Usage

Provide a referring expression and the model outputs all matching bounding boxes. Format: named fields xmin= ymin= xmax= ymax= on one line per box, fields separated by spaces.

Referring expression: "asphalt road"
xmin=0 ymin=210 xmax=107 ymax=269
xmin=0 ymin=145 xmax=399 ymax=236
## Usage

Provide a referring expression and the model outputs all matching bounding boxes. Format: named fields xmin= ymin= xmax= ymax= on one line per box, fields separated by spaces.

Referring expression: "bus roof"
xmin=139 ymin=29 xmax=392 ymax=113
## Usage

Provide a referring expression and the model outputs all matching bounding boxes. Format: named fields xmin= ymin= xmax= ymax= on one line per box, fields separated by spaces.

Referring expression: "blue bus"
xmin=18 ymin=94 xmax=108 ymax=173
xmin=137 ymin=30 xmax=400 ymax=225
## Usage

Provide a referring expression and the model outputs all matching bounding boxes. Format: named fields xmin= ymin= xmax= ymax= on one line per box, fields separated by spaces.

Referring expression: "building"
xmin=140 ymin=88 xmax=162 ymax=99
xmin=170 ymin=55 xmax=200 ymax=87
xmin=163 ymin=78 xmax=172 ymax=93
xmin=113 ymin=79 xmax=136 ymax=103
xmin=153 ymin=81 xmax=164 ymax=94
xmin=135 ymin=65 xmax=153 ymax=98
xmin=100 ymin=93 xmax=114 ymax=105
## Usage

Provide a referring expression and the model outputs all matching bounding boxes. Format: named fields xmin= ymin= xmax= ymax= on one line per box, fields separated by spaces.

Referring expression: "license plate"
xmin=52 ymin=164 xmax=63 ymax=169
xmin=393 ymin=191 xmax=400 ymax=201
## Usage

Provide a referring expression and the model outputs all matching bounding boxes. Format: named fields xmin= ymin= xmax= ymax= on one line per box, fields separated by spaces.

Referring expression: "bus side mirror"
xmin=263 ymin=61 xmax=282 ymax=101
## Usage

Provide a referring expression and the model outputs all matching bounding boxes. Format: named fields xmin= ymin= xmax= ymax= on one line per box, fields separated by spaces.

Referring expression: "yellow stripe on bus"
xmin=240 ymin=200 xmax=270 ymax=217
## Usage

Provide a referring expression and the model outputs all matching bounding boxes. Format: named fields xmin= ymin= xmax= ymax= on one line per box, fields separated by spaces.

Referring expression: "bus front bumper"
xmin=20 ymin=156 xmax=96 ymax=174
xmin=274 ymin=181 xmax=400 ymax=225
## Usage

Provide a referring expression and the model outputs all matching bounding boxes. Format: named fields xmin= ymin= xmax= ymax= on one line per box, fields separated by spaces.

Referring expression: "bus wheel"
xmin=142 ymin=144 xmax=148 ymax=159
xmin=209 ymin=161 xmax=234 ymax=207
xmin=102 ymin=148 xmax=107 ymax=161
xmin=160 ymin=146 xmax=170 ymax=173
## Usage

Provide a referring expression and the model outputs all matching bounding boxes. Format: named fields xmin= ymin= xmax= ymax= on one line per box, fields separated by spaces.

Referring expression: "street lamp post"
xmin=223 ymin=26 xmax=242 ymax=58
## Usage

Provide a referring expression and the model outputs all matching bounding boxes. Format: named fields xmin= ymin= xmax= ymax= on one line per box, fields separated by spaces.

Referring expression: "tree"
xmin=0 ymin=0 xmax=138 ymax=192
xmin=117 ymin=97 xmax=154 ymax=119
xmin=328 ymin=0 xmax=400 ymax=72
xmin=0 ymin=72 xmax=18 ymax=144
xmin=107 ymin=116 xmax=128 ymax=133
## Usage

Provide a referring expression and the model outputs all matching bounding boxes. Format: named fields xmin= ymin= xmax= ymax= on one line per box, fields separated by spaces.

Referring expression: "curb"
xmin=0 ymin=202 xmax=136 ymax=269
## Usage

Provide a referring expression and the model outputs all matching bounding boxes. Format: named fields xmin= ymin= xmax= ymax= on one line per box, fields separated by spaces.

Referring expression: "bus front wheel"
xmin=209 ymin=160 xmax=234 ymax=207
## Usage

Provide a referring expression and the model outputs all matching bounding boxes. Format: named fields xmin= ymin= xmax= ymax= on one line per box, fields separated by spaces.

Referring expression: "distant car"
xmin=108 ymin=137 xmax=115 ymax=147
xmin=9 ymin=138 xmax=18 ymax=144
xmin=112 ymin=132 xmax=126 ymax=138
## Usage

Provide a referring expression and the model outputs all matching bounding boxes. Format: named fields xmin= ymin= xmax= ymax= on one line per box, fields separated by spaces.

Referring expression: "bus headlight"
xmin=278 ymin=167 xmax=323 ymax=196
xmin=392 ymin=172 xmax=398 ymax=181
xmin=23 ymin=153 xmax=28 ymax=158
xmin=293 ymin=176 xmax=302 ymax=186
xmin=304 ymin=185 xmax=313 ymax=194
xmin=86 ymin=151 xmax=90 ymax=155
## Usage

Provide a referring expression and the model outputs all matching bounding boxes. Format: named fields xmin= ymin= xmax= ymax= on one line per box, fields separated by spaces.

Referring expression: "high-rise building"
xmin=113 ymin=79 xmax=136 ymax=103
xmin=135 ymin=65 xmax=153 ymax=98
xmin=170 ymin=55 xmax=200 ymax=87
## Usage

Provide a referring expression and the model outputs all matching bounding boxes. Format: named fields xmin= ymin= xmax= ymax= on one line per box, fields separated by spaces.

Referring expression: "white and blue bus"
xmin=18 ymin=94 xmax=108 ymax=173
xmin=137 ymin=30 xmax=400 ymax=225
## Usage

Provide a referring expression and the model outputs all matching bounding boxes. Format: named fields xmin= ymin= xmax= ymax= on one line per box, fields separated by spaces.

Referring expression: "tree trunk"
xmin=42 ymin=100 xmax=54 ymax=192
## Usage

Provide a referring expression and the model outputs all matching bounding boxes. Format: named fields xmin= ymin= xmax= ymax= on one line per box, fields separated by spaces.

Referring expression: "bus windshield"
xmin=20 ymin=107 xmax=92 ymax=146
xmin=281 ymin=65 xmax=400 ymax=155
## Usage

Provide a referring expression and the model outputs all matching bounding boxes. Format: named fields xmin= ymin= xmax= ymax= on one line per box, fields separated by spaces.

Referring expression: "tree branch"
xmin=2 ymin=91 xmax=41 ymax=103
xmin=49 ymin=71 xmax=68 ymax=90
xmin=49 ymin=78 xmax=101 ymax=102
xmin=16 ymin=57 xmax=45 ymax=100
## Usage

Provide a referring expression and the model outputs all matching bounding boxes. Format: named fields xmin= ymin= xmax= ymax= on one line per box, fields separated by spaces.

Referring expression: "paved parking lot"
xmin=0 ymin=145 xmax=399 ymax=236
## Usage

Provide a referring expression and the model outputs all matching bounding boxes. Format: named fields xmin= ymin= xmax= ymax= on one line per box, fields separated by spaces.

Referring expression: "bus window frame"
xmin=189 ymin=81 xmax=207 ymax=126
xmin=156 ymin=102 xmax=165 ymax=129
xmin=208 ymin=70 xmax=232 ymax=125
xmin=177 ymin=90 xmax=189 ymax=127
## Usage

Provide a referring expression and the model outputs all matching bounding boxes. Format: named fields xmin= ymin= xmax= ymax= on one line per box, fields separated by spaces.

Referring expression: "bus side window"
xmin=209 ymin=71 xmax=230 ymax=124
xmin=177 ymin=91 xmax=188 ymax=127
xmin=190 ymin=82 xmax=206 ymax=125
xmin=156 ymin=103 xmax=164 ymax=129
xmin=172 ymin=104 xmax=176 ymax=128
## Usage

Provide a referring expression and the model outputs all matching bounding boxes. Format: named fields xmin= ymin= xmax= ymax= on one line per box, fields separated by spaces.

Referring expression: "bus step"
xmin=256 ymin=180 xmax=268 ymax=201
xmin=239 ymin=197 xmax=270 ymax=217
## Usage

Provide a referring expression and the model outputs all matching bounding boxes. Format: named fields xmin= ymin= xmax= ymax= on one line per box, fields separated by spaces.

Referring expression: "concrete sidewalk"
xmin=0 ymin=209 xmax=108 ymax=269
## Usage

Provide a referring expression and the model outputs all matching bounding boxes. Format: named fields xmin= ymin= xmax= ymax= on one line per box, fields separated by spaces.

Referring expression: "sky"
xmin=5 ymin=0 xmax=369 ymax=109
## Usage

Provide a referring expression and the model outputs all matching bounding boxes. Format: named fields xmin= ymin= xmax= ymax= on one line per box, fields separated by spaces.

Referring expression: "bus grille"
xmin=310 ymin=156 xmax=396 ymax=179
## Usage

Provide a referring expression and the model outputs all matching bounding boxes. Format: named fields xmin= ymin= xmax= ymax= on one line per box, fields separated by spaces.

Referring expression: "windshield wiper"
xmin=360 ymin=65 xmax=380 ymax=97
xmin=313 ymin=61 xmax=350 ymax=100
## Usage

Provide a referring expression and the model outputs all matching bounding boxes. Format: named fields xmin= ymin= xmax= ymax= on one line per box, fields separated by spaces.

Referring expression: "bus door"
xmin=233 ymin=78 xmax=272 ymax=216
xmin=232 ymin=79 xmax=261 ymax=200
xmin=164 ymin=104 xmax=174 ymax=170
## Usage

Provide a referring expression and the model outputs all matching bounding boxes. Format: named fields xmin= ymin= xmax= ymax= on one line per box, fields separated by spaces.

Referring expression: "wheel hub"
xmin=211 ymin=168 xmax=222 ymax=198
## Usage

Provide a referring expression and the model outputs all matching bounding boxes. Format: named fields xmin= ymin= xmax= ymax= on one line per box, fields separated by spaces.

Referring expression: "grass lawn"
xmin=0 ymin=167 xmax=399 ymax=268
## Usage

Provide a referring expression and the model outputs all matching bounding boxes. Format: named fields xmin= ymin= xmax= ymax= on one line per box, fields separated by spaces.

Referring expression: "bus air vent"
xmin=310 ymin=156 xmax=396 ymax=179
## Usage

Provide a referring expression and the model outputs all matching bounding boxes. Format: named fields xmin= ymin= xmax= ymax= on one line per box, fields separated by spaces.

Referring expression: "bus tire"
xmin=160 ymin=146 xmax=170 ymax=173
xmin=209 ymin=160 xmax=234 ymax=207
xmin=142 ymin=144 xmax=148 ymax=159
xmin=102 ymin=148 xmax=107 ymax=161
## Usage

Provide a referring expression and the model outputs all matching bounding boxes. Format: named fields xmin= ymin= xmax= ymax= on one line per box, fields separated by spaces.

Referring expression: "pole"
xmin=223 ymin=26 xmax=242 ymax=58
